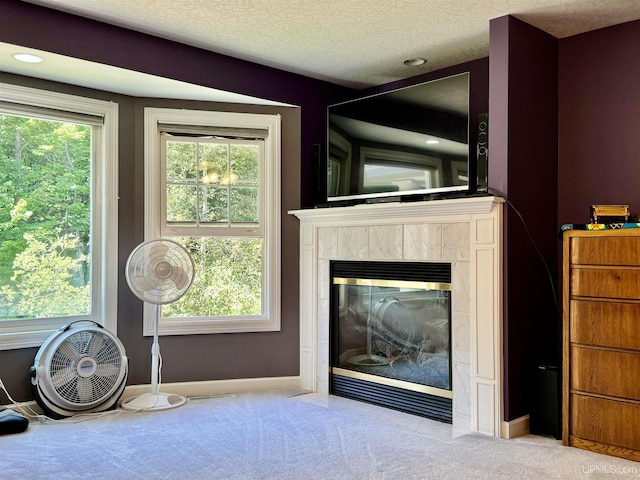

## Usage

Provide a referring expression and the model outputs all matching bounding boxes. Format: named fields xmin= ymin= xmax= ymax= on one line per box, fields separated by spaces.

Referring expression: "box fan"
xmin=30 ymin=320 xmax=128 ymax=418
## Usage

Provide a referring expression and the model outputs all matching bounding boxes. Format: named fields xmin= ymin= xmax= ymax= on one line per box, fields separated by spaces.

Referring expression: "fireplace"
xmin=291 ymin=197 xmax=504 ymax=437
xmin=331 ymin=260 xmax=453 ymax=422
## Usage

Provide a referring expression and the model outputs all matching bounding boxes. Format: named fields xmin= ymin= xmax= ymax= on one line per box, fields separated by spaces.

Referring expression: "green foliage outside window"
xmin=0 ymin=114 xmax=91 ymax=320
xmin=165 ymin=139 xmax=259 ymax=225
xmin=163 ymin=138 xmax=264 ymax=318
xmin=163 ymin=236 xmax=262 ymax=318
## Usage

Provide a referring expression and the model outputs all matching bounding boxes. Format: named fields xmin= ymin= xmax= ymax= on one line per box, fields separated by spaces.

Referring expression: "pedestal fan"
xmin=121 ymin=239 xmax=195 ymax=412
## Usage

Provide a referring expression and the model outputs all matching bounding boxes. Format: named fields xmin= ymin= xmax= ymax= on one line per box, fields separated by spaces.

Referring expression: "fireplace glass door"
xmin=330 ymin=261 xmax=453 ymax=421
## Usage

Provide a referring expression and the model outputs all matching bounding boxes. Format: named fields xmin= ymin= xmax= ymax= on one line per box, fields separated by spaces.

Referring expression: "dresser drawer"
xmin=570 ymin=300 xmax=640 ymax=350
xmin=570 ymin=394 xmax=640 ymax=451
xmin=571 ymin=346 xmax=640 ymax=399
xmin=570 ymin=268 xmax=640 ymax=299
xmin=571 ymin=237 xmax=640 ymax=266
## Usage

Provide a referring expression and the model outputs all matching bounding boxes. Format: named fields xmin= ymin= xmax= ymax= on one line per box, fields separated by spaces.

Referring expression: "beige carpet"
xmin=0 ymin=392 xmax=637 ymax=479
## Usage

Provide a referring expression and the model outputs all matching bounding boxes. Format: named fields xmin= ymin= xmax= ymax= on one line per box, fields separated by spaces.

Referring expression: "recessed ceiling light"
xmin=404 ymin=57 xmax=427 ymax=67
xmin=12 ymin=53 xmax=44 ymax=64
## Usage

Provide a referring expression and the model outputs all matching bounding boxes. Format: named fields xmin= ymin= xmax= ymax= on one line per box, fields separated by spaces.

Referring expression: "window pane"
xmin=163 ymin=237 xmax=263 ymax=317
xmin=231 ymin=144 xmax=259 ymax=184
xmin=166 ymin=185 xmax=197 ymax=223
xmin=230 ymin=187 xmax=259 ymax=223
xmin=199 ymin=142 xmax=228 ymax=185
xmin=230 ymin=144 xmax=259 ymax=223
xmin=166 ymin=141 xmax=197 ymax=182
xmin=0 ymin=114 xmax=91 ymax=320
xmin=199 ymin=186 xmax=229 ymax=223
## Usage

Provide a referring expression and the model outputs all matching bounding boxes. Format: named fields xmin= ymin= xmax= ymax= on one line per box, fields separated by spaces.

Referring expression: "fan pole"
xmin=120 ymin=303 xmax=187 ymax=411
xmin=150 ymin=303 xmax=161 ymax=395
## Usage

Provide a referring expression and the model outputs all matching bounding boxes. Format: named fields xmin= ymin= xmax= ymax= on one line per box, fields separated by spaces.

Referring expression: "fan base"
xmin=120 ymin=392 xmax=187 ymax=412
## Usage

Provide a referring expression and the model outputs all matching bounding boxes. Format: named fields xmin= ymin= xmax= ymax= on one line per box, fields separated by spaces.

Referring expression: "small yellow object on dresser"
xmin=589 ymin=204 xmax=629 ymax=223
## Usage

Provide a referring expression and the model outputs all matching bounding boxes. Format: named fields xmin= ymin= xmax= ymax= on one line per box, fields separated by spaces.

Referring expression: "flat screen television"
xmin=325 ymin=72 xmax=482 ymax=204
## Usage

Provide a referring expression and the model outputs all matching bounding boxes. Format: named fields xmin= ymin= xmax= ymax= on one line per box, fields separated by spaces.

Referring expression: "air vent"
xmin=331 ymin=374 xmax=452 ymax=423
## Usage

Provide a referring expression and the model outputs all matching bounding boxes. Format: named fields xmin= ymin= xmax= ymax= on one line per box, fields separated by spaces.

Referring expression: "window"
xmin=144 ymin=108 xmax=280 ymax=335
xmin=0 ymin=83 xmax=118 ymax=350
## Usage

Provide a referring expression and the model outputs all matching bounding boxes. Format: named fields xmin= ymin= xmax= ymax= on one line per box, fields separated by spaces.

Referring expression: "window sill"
xmin=144 ymin=315 xmax=281 ymax=336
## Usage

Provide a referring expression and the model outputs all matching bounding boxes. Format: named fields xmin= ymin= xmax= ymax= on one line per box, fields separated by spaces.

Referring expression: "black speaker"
xmin=476 ymin=114 xmax=488 ymax=192
xmin=530 ymin=364 xmax=561 ymax=438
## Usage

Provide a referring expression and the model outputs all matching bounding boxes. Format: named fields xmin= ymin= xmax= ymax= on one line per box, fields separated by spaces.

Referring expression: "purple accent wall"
xmin=489 ymin=16 xmax=559 ymax=421
xmin=558 ymin=20 xmax=640 ymax=225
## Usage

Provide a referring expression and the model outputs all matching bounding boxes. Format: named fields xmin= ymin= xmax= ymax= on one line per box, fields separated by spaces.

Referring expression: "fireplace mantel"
xmin=292 ymin=196 xmax=500 ymax=225
xmin=290 ymin=196 xmax=504 ymax=437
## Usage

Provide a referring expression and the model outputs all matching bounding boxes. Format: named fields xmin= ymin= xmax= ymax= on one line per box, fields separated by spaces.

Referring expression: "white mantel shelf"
xmin=290 ymin=196 xmax=505 ymax=438
xmin=290 ymin=196 xmax=503 ymax=225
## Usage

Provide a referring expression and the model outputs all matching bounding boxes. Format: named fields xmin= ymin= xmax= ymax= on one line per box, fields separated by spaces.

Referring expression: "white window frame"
xmin=0 ymin=83 xmax=119 ymax=350
xmin=144 ymin=107 xmax=281 ymax=335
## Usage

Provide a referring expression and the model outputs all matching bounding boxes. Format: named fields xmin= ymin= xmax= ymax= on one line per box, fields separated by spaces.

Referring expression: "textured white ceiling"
xmin=19 ymin=0 xmax=640 ymax=88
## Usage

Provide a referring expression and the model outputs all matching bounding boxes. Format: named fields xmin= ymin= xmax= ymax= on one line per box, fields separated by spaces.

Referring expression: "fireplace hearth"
xmin=331 ymin=261 xmax=453 ymax=422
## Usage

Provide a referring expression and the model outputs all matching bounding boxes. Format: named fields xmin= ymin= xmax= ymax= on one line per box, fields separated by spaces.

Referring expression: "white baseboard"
xmin=3 ymin=376 xmax=302 ymax=413
xmin=121 ymin=376 xmax=302 ymax=400
xmin=500 ymin=414 xmax=530 ymax=439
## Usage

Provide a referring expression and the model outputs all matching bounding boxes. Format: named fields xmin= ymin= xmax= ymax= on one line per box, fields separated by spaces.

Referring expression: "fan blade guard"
xmin=125 ymin=239 xmax=195 ymax=305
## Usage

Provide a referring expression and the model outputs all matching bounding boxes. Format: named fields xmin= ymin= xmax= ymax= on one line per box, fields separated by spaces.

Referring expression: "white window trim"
xmin=144 ymin=107 xmax=281 ymax=335
xmin=0 ymin=83 xmax=119 ymax=350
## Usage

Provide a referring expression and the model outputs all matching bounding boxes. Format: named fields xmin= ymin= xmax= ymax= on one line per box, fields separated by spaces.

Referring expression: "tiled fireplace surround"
xmin=291 ymin=196 xmax=504 ymax=437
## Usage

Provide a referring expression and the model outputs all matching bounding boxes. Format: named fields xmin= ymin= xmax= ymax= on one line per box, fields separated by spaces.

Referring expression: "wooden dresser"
xmin=562 ymin=227 xmax=640 ymax=462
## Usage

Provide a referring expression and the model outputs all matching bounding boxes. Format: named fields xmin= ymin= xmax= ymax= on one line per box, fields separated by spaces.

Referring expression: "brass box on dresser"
xmin=562 ymin=227 xmax=640 ymax=462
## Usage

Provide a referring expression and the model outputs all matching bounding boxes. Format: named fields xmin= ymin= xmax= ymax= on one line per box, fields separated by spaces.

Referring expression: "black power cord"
xmin=487 ymin=187 xmax=559 ymax=312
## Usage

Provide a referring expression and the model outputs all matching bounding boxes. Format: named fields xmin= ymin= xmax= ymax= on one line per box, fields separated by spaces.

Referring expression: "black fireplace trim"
xmin=331 ymin=373 xmax=453 ymax=423
xmin=331 ymin=261 xmax=451 ymax=283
